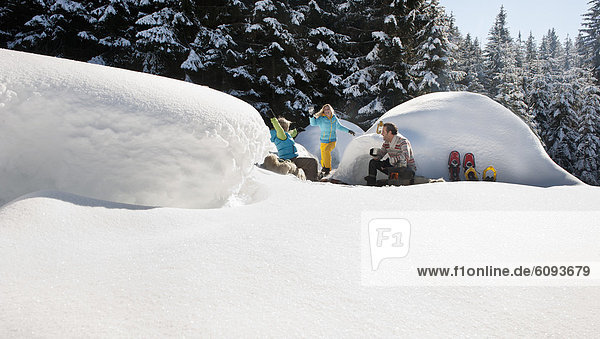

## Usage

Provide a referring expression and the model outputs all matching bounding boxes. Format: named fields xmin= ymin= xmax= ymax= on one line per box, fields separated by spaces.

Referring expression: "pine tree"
xmin=182 ymin=0 xmax=248 ymax=89
xmin=365 ymin=0 xmax=417 ymax=117
xmin=522 ymin=32 xmax=537 ymax=96
xmin=336 ymin=0 xmax=449 ymax=125
xmin=134 ymin=0 xmax=195 ymax=76
xmin=335 ymin=0 xmax=381 ymax=123
xmin=545 ymin=28 xmax=564 ymax=62
xmin=8 ymin=0 xmax=95 ymax=60
xmin=444 ymin=14 xmax=466 ymax=91
xmin=86 ymin=0 xmax=140 ymax=68
xmin=455 ymin=35 xmax=486 ymax=93
xmin=580 ymin=0 xmax=600 ymax=84
xmin=567 ymin=36 xmax=600 ymax=185
xmin=408 ymin=0 xmax=454 ymax=94
xmin=576 ymin=81 xmax=600 ymax=185
xmin=483 ymin=6 xmax=512 ymax=97
xmin=483 ymin=6 xmax=528 ymax=124
xmin=524 ymin=32 xmax=537 ymax=66
xmin=0 ymin=0 xmax=43 ymax=48
xmin=544 ymin=70 xmax=579 ymax=173
xmin=238 ymin=0 xmax=312 ymax=119
xmin=301 ymin=0 xmax=347 ymax=110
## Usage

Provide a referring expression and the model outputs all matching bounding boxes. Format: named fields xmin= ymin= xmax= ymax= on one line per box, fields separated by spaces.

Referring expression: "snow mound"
xmin=295 ymin=118 xmax=364 ymax=168
xmin=334 ymin=92 xmax=582 ymax=186
xmin=0 ymin=49 xmax=270 ymax=208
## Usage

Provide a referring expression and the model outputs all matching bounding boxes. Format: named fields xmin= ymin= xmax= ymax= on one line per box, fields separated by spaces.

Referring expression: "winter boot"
xmin=364 ymin=175 xmax=376 ymax=186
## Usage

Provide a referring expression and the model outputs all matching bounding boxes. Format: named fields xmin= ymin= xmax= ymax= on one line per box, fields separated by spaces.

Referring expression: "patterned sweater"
xmin=375 ymin=134 xmax=417 ymax=171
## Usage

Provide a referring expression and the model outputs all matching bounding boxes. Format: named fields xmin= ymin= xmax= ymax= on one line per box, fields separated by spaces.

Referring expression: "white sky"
xmin=439 ymin=0 xmax=590 ymax=45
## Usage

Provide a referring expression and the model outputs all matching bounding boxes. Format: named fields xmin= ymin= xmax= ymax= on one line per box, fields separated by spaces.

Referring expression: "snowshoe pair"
xmin=448 ymin=151 xmax=496 ymax=182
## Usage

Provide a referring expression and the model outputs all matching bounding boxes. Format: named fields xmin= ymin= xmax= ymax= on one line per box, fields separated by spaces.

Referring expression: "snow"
xmin=50 ymin=0 xmax=85 ymax=13
xmin=1 ymin=50 xmax=600 ymax=336
xmin=0 ymin=49 xmax=270 ymax=208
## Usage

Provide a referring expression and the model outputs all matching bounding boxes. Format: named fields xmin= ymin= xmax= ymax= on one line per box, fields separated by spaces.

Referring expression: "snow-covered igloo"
xmin=333 ymin=92 xmax=581 ymax=187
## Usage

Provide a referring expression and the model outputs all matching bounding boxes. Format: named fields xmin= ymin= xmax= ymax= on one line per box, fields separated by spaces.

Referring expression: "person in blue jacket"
xmin=309 ymin=104 xmax=355 ymax=176
xmin=269 ymin=116 xmax=318 ymax=181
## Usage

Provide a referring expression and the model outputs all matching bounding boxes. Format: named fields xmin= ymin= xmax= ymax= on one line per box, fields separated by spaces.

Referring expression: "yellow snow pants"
xmin=319 ymin=141 xmax=336 ymax=169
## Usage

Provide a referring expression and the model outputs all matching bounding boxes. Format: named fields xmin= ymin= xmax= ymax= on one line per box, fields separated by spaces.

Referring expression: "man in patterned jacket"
xmin=364 ymin=122 xmax=416 ymax=186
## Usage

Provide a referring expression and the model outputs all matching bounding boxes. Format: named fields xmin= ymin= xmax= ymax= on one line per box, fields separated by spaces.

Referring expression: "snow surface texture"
xmin=295 ymin=118 xmax=364 ymax=169
xmin=0 ymin=49 xmax=270 ymax=208
xmin=2 ymin=173 xmax=600 ymax=337
xmin=333 ymin=92 xmax=582 ymax=186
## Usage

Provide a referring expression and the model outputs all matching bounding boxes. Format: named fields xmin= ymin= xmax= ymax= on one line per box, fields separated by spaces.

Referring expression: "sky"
xmin=439 ymin=0 xmax=590 ymax=45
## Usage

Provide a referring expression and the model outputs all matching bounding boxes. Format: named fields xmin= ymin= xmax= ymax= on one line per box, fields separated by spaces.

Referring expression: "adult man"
xmin=364 ymin=122 xmax=416 ymax=186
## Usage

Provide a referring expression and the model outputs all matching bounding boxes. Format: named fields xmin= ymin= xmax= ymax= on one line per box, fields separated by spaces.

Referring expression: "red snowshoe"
xmin=448 ymin=150 xmax=460 ymax=181
xmin=463 ymin=152 xmax=479 ymax=181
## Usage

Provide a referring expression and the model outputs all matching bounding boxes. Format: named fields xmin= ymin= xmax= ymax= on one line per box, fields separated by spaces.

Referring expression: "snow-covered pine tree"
xmin=453 ymin=34 xmax=486 ymax=93
xmin=301 ymin=0 xmax=348 ymax=111
xmin=182 ymin=0 xmax=248 ymax=88
xmin=522 ymin=32 xmax=544 ymax=137
xmin=467 ymin=37 xmax=487 ymax=93
xmin=545 ymin=28 xmax=564 ymax=62
xmin=443 ymin=13 xmax=481 ymax=92
xmin=524 ymin=32 xmax=537 ymax=66
xmin=335 ymin=0 xmax=381 ymax=124
xmin=514 ymin=32 xmax=525 ymax=69
xmin=444 ymin=14 xmax=465 ymax=91
xmin=483 ymin=6 xmax=528 ymax=125
xmin=564 ymin=35 xmax=600 ymax=185
xmin=543 ymin=43 xmax=579 ymax=175
xmin=7 ymin=0 xmax=95 ymax=60
xmin=522 ymin=32 xmax=537 ymax=98
xmin=86 ymin=0 xmax=140 ymax=67
xmin=135 ymin=0 xmax=195 ymax=76
xmin=337 ymin=0 xmax=451 ymax=126
xmin=0 ymin=0 xmax=43 ymax=48
xmin=580 ymin=0 xmax=600 ymax=84
xmin=483 ymin=6 xmax=513 ymax=98
xmin=239 ymin=0 xmax=311 ymax=119
xmin=527 ymin=71 xmax=551 ymax=141
xmin=545 ymin=82 xmax=579 ymax=173
xmin=576 ymin=80 xmax=600 ymax=185
xmin=359 ymin=0 xmax=416 ymax=119
xmin=408 ymin=0 xmax=454 ymax=95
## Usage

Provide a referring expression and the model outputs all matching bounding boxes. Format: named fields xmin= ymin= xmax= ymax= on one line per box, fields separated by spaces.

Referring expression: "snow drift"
xmin=333 ymin=92 xmax=582 ymax=186
xmin=0 ymin=49 xmax=270 ymax=208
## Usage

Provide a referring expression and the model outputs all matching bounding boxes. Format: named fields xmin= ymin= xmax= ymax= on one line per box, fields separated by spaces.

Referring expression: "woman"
xmin=309 ymin=104 xmax=355 ymax=175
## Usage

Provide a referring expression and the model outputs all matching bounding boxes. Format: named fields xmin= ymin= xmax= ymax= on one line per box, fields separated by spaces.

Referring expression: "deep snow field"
xmin=1 ymin=49 xmax=600 ymax=337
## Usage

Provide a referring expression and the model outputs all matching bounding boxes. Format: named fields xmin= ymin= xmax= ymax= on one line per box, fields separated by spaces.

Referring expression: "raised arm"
xmin=270 ymin=117 xmax=287 ymax=140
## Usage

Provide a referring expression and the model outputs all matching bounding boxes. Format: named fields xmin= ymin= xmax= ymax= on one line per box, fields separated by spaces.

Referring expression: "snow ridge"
xmin=0 ymin=49 xmax=270 ymax=208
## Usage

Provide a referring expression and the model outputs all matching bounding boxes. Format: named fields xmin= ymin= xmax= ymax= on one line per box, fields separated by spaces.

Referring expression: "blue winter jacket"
xmin=270 ymin=129 xmax=298 ymax=160
xmin=309 ymin=114 xmax=350 ymax=143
